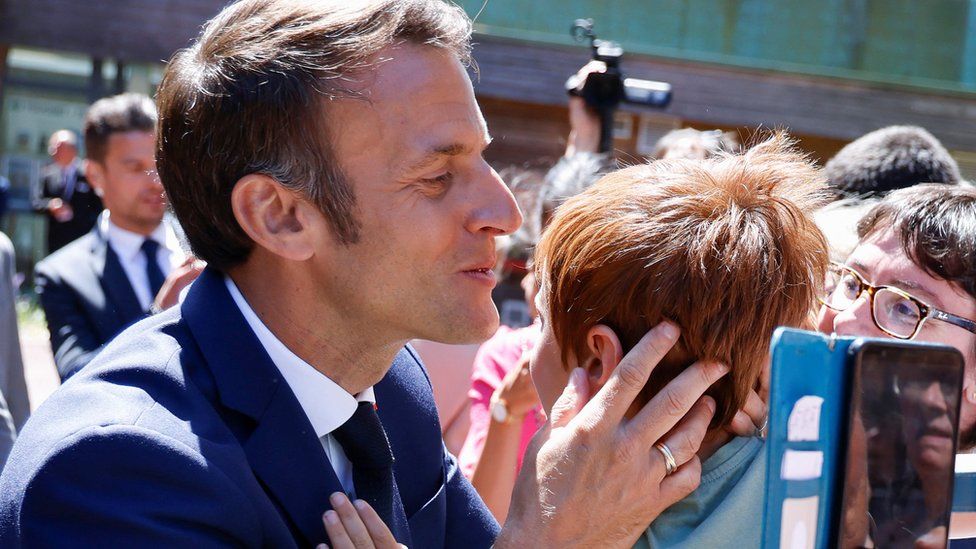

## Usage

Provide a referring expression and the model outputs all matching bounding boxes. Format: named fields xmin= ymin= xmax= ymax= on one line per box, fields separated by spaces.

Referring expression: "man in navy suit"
xmin=31 ymin=130 xmax=103 ymax=254
xmin=0 ymin=1 xmax=728 ymax=546
xmin=34 ymin=94 xmax=202 ymax=380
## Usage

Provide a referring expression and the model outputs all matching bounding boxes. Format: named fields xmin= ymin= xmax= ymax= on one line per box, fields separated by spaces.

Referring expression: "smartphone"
xmin=836 ymin=340 xmax=964 ymax=549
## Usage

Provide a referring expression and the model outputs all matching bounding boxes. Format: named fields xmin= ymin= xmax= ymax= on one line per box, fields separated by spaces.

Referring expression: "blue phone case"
xmin=763 ymin=328 xmax=975 ymax=547
xmin=763 ymin=328 xmax=854 ymax=548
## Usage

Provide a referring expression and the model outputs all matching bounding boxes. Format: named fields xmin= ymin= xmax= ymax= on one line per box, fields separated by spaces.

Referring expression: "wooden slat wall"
xmin=470 ymin=35 xmax=976 ymax=152
xmin=0 ymin=0 xmax=226 ymax=62
xmin=2 ymin=3 xmax=974 ymax=153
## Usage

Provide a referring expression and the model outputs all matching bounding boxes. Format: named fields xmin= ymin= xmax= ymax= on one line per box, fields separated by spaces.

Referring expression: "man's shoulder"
xmin=28 ymin=311 xmax=201 ymax=434
xmin=1 ymin=310 xmax=219 ymax=476
xmin=38 ymin=163 xmax=59 ymax=180
xmin=35 ymin=231 xmax=99 ymax=279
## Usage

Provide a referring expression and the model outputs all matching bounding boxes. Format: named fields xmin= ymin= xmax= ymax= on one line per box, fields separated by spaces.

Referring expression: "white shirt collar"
xmin=224 ymin=276 xmax=374 ymax=438
xmin=98 ymin=211 xmax=177 ymax=262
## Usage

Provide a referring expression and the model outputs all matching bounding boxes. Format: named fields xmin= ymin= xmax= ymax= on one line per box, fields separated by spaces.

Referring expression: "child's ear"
xmin=580 ymin=324 xmax=624 ymax=392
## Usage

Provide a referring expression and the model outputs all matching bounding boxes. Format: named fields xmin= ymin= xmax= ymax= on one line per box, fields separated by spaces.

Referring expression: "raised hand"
xmin=497 ymin=321 xmax=728 ymax=548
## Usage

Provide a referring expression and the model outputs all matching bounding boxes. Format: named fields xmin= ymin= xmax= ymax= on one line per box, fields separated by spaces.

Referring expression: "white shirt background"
xmin=225 ymin=276 xmax=372 ymax=496
xmin=100 ymin=212 xmax=185 ymax=311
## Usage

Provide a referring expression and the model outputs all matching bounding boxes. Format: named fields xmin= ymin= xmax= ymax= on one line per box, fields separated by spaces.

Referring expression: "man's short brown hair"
xmin=155 ymin=0 xmax=472 ymax=271
xmin=536 ymin=134 xmax=830 ymax=427
xmin=84 ymin=94 xmax=156 ymax=164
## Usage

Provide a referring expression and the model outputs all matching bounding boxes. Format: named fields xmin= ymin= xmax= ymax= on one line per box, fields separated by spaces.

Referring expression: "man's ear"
xmin=84 ymin=159 xmax=105 ymax=195
xmin=231 ymin=174 xmax=316 ymax=262
xmin=580 ymin=324 xmax=624 ymax=392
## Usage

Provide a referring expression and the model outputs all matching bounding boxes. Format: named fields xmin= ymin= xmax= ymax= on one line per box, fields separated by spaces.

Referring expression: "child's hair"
xmin=535 ymin=133 xmax=830 ymax=426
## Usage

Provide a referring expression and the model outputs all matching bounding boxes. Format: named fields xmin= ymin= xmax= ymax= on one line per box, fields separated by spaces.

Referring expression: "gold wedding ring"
xmin=654 ymin=442 xmax=677 ymax=476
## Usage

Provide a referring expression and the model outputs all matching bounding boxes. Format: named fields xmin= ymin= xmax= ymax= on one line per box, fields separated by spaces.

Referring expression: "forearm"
xmin=470 ymin=419 xmax=523 ymax=522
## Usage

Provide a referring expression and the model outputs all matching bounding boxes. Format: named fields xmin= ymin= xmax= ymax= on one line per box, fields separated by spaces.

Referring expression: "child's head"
xmin=531 ymin=134 xmax=830 ymax=427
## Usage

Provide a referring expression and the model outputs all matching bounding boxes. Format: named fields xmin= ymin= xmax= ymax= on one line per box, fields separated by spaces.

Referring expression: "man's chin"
xmin=425 ymin=306 xmax=499 ymax=345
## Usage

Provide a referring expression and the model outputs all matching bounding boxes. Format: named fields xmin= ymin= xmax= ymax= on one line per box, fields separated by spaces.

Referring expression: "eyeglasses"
xmin=819 ymin=262 xmax=976 ymax=340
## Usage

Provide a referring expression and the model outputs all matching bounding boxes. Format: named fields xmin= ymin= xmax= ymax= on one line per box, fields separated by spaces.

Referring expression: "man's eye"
xmin=421 ymin=172 xmax=453 ymax=186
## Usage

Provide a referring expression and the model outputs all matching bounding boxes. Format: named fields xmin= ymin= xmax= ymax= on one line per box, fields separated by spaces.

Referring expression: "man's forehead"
xmin=850 ymin=230 xmax=956 ymax=309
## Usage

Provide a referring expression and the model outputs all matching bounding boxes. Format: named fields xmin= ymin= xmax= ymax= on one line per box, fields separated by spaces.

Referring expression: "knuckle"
xmin=617 ymin=362 xmax=647 ymax=390
xmin=663 ymin=389 xmax=688 ymax=418
xmin=574 ymin=419 xmax=599 ymax=442
xmin=696 ymin=363 xmax=716 ymax=386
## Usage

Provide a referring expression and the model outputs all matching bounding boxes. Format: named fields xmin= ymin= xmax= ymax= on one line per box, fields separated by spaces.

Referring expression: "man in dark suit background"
xmin=31 ymin=130 xmax=103 ymax=254
xmin=0 ymin=1 xmax=725 ymax=547
xmin=34 ymin=94 xmax=202 ymax=380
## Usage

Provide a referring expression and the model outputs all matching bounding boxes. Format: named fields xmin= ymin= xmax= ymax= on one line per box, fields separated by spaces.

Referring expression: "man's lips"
xmin=459 ymin=259 xmax=497 ymax=286
xmin=459 ymin=258 xmax=496 ymax=274
xmin=919 ymin=419 xmax=954 ymax=440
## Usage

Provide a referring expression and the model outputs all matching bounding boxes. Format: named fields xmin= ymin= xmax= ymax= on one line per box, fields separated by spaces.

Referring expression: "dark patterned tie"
xmin=331 ymin=402 xmax=398 ymax=532
xmin=141 ymin=239 xmax=165 ymax=302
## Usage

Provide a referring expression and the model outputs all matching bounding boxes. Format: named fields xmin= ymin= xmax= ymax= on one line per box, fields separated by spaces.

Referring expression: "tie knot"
xmin=332 ymin=402 xmax=394 ymax=470
xmin=141 ymin=238 xmax=160 ymax=257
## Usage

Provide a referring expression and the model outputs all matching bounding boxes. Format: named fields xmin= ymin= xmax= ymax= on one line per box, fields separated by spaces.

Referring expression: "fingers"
xmin=503 ymin=355 xmax=530 ymax=385
xmin=727 ymin=389 xmax=767 ymax=438
xmin=350 ymin=499 xmax=399 ymax=547
xmin=577 ymin=322 xmax=681 ymax=431
xmin=659 ymin=454 xmax=702 ymax=502
xmin=548 ymin=368 xmax=589 ymax=429
xmin=626 ymin=360 xmax=728 ymax=450
xmin=727 ymin=410 xmax=755 ymax=438
xmin=651 ymin=396 xmax=715 ymax=477
xmin=742 ymin=389 xmax=767 ymax=429
xmin=321 ymin=509 xmax=351 ymax=549
xmin=327 ymin=493 xmax=372 ymax=548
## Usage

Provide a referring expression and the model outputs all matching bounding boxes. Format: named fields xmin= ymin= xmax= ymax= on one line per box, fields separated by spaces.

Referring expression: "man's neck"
xmin=227 ymin=259 xmax=402 ymax=395
xmin=107 ymin=212 xmax=161 ymax=238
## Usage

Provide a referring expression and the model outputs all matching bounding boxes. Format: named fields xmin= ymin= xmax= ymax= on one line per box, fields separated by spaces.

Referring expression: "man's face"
xmin=817 ymin=228 xmax=976 ymax=446
xmin=319 ymin=44 xmax=521 ymax=345
xmin=87 ymin=131 xmax=166 ymax=234
xmin=899 ymin=375 xmax=956 ymax=472
xmin=50 ymin=140 xmax=77 ymax=166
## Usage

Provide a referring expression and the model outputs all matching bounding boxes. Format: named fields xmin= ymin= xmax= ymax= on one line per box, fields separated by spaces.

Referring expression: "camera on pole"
xmin=566 ymin=19 xmax=673 ymax=153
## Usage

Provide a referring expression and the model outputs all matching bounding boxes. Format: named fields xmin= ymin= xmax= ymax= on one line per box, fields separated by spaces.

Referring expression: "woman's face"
xmin=817 ymin=227 xmax=976 ymax=447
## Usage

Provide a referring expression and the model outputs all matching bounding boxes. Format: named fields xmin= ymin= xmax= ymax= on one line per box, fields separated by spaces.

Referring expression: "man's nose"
xmin=831 ymin=294 xmax=884 ymax=338
xmin=465 ymin=164 xmax=522 ymax=236
xmin=921 ymin=381 xmax=949 ymax=411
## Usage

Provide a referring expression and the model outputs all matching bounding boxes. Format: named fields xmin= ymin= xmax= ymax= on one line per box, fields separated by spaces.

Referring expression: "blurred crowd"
xmin=0 ymin=0 xmax=974 ymax=547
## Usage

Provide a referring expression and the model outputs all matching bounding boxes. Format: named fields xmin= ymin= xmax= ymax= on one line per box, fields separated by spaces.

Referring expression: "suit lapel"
xmin=91 ymin=229 xmax=145 ymax=323
xmin=182 ymin=269 xmax=345 ymax=546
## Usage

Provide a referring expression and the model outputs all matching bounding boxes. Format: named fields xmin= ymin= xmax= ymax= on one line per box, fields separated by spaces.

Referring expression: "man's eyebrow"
xmin=849 ymin=259 xmax=871 ymax=276
xmin=403 ymin=135 xmax=493 ymax=173
xmin=892 ymin=278 xmax=943 ymax=308
xmin=849 ymin=259 xmax=943 ymax=307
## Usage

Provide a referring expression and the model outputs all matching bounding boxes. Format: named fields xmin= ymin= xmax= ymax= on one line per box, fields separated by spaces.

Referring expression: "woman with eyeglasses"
xmin=816 ymin=183 xmax=976 ymax=543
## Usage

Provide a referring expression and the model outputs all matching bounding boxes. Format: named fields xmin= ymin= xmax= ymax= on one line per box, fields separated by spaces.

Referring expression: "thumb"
xmin=548 ymin=368 xmax=589 ymax=429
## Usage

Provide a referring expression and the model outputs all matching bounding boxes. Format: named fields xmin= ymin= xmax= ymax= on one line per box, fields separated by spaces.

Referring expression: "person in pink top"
xmin=459 ymin=272 xmax=545 ymax=522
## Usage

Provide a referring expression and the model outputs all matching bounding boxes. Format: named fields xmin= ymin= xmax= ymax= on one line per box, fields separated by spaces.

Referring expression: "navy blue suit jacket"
xmin=0 ymin=268 xmax=499 ymax=547
xmin=35 ymin=226 xmax=148 ymax=380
